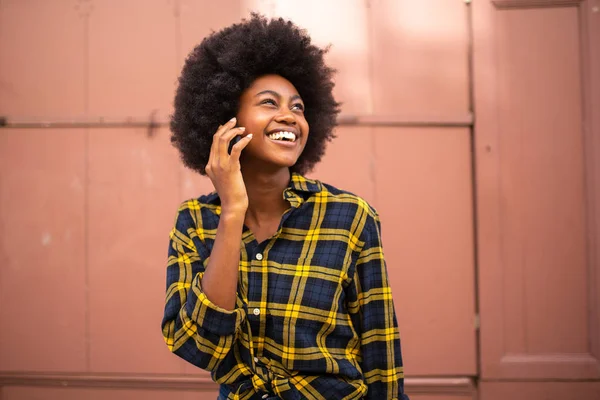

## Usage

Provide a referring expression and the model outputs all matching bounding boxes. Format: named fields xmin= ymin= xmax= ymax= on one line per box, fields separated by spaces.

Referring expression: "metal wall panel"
xmin=369 ymin=0 xmax=470 ymax=117
xmin=86 ymin=127 xmax=182 ymax=374
xmin=87 ymin=0 xmax=179 ymax=120
xmin=179 ymin=0 xmax=244 ymax=65
xmin=473 ymin=0 xmax=600 ymax=382
xmin=0 ymin=129 xmax=87 ymax=372
xmin=373 ymin=127 xmax=477 ymax=376
xmin=308 ymin=126 xmax=376 ymax=205
xmin=0 ymin=0 xmax=86 ymax=118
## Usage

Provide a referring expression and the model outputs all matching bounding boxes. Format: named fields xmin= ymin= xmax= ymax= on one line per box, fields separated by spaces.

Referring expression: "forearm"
xmin=201 ymin=210 xmax=245 ymax=310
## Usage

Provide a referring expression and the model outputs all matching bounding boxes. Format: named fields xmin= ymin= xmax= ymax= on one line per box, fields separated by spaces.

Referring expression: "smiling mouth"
xmin=266 ymin=131 xmax=297 ymax=143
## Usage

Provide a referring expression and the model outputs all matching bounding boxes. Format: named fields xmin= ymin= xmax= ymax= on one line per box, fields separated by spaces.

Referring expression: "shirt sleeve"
xmin=161 ymin=202 xmax=246 ymax=371
xmin=348 ymin=210 xmax=410 ymax=400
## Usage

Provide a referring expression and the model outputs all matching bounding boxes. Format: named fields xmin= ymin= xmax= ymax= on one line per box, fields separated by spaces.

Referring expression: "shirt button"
xmin=253 ymin=308 xmax=261 ymax=316
xmin=254 ymin=357 xmax=259 ymax=363
xmin=255 ymin=253 xmax=263 ymax=261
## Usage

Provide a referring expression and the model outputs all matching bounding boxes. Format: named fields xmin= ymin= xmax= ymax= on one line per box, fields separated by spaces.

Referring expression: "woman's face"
xmin=235 ymin=74 xmax=309 ymax=171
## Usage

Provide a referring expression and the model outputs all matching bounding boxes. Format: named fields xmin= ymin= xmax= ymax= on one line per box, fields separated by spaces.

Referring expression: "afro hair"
xmin=170 ymin=13 xmax=340 ymax=176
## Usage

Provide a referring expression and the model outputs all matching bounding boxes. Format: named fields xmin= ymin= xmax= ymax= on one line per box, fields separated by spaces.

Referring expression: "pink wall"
xmin=0 ymin=1 xmax=598 ymax=399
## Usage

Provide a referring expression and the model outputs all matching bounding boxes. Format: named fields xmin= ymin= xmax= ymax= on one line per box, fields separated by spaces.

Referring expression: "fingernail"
xmin=247 ymin=134 xmax=253 ymax=139
xmin=239 ymin=127 xmax=245 ymax=131
xmin=230 ymin=117 xmax=236 ymax=123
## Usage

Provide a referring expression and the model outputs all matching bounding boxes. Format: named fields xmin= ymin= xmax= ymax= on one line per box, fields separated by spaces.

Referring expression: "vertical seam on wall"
xmin=576 ymin=0 xmax=598 ymax=359
xmin=173 ymin=0 xmax=186 ymax=374
xmin=465 ymin=0 xmax=482 ymax=382
xmin=82 ymin=0 xmax=91 ymax=373
xmin=365 ymin=0 xmax=377 ymax=206
xmin=174 ymin=0 xmax=183 ymax=203
xmin=0 ymin=0 xmax=4 ymax=394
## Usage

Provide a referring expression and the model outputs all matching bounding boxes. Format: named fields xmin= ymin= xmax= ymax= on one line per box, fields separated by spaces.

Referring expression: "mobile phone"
xmin=227 ymin=135 xmax=242 ymax=155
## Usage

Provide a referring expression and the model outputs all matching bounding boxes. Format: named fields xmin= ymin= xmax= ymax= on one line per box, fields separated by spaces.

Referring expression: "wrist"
xmin=219 ymin=208 xmax=246 ymax=224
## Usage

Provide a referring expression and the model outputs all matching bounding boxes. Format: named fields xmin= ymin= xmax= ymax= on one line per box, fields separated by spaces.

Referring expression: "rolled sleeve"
xmin=186 ymin=273 xmax=245 ymax=337
xmin=162 ymin=202 xmax=246 ymax=371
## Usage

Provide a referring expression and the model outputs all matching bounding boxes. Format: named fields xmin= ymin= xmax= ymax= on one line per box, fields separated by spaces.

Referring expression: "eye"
xmin=260 ymin=98 xmax=277 ymax=106
xmin=292 ymin=103 xmax=305 ymax=112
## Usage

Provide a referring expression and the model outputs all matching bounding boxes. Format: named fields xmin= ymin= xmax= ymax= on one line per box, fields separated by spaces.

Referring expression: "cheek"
xmin=240 ymin=114 xmax=272 ymax=134
xmin=301 ymin=118 xmax=310 ymax=137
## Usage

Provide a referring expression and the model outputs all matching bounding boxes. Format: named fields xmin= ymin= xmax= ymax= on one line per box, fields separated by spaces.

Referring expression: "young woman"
xmin=162 ymin=14 xmax=409 ymax=400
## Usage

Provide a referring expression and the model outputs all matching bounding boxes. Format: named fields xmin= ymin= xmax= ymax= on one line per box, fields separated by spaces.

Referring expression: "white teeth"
xmin=267 ymin=131 xmax=296 ymax=142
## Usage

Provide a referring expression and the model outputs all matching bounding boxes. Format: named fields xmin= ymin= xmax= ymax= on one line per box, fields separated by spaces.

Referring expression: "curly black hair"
xmin=170 ymin=13 xmax=340 ymax=176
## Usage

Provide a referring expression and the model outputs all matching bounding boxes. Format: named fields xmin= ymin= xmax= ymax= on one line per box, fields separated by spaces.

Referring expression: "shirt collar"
xmin=202 ymin=172 xmax=321 ymax=206
xmin=289 ymin=172 xmax=322 ymax=194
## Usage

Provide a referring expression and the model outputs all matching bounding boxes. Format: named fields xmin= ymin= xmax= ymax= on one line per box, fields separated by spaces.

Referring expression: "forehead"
xmin=243 ymin=74 xmax=301 ymax=98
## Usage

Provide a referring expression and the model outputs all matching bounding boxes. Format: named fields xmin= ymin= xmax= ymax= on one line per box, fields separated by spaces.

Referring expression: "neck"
xmin=242 ymin=167 xmax=291 ymax=224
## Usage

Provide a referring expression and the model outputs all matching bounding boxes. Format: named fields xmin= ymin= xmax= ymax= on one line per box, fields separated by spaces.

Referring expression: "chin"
xmin=278 ymin=158 xmax=301 ymax=168
xmin=264 ymin=153 xmax=301 ymax=167
xmin=241 ymin=150 xmax=303 ymax=172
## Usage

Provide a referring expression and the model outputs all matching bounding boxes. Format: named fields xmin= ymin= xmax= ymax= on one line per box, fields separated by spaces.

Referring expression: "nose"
xmin=274 ymin=108 xmax=296 ymax=125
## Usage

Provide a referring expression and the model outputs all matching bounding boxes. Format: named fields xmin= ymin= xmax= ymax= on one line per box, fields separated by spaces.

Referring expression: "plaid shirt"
xmin=162 ymin=173 xmax=409 ymax=400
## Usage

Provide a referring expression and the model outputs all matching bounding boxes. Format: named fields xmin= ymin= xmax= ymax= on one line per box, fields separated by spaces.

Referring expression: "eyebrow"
xmin=255 ymin=90 xmax=303 ymax=102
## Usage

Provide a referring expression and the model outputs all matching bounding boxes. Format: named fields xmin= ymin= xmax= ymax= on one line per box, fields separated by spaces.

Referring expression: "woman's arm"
xmin=162 ymin=117 xmax=253 ymax=369
xmin=161 ymin=202 xmax=246 ymax=371
xmin=348 ymin=210 xmax=410 ymax=400
xmin=202 ymin=117 xmax=252 ymax=310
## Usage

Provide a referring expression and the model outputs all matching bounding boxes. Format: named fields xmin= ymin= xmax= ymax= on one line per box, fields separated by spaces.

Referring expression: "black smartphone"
xmin=227 ymin=135 xmax=242 ymax=155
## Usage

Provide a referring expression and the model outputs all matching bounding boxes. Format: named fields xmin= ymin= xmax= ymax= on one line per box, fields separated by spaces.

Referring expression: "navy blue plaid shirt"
xmin=162 ymin=173 xmax=409 ymax=399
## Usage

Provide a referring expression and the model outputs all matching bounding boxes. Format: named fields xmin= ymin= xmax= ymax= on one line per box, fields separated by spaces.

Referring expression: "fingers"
xmin=209 ymin=117 xmax=244 ymax=164
xmin=215 ymin=117 xmax=237 ymax=136
xmin=210 ymin=117 xmax=237 ymax=156
xmin=218 ymin=127 xmax=246 ymax=156
xmin=229 ymin=134 xmax=253 ymax=159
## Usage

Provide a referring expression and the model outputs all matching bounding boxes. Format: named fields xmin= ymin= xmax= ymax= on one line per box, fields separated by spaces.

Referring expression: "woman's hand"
xmin=205 ymin=117 xmax=253 ymax=216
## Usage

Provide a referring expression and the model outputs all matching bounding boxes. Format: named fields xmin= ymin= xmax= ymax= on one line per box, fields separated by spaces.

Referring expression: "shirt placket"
xmin=248 ymin=189 xmax=304 ymax=388
xmin=245 ymin=238 xmax=264 ymax=357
